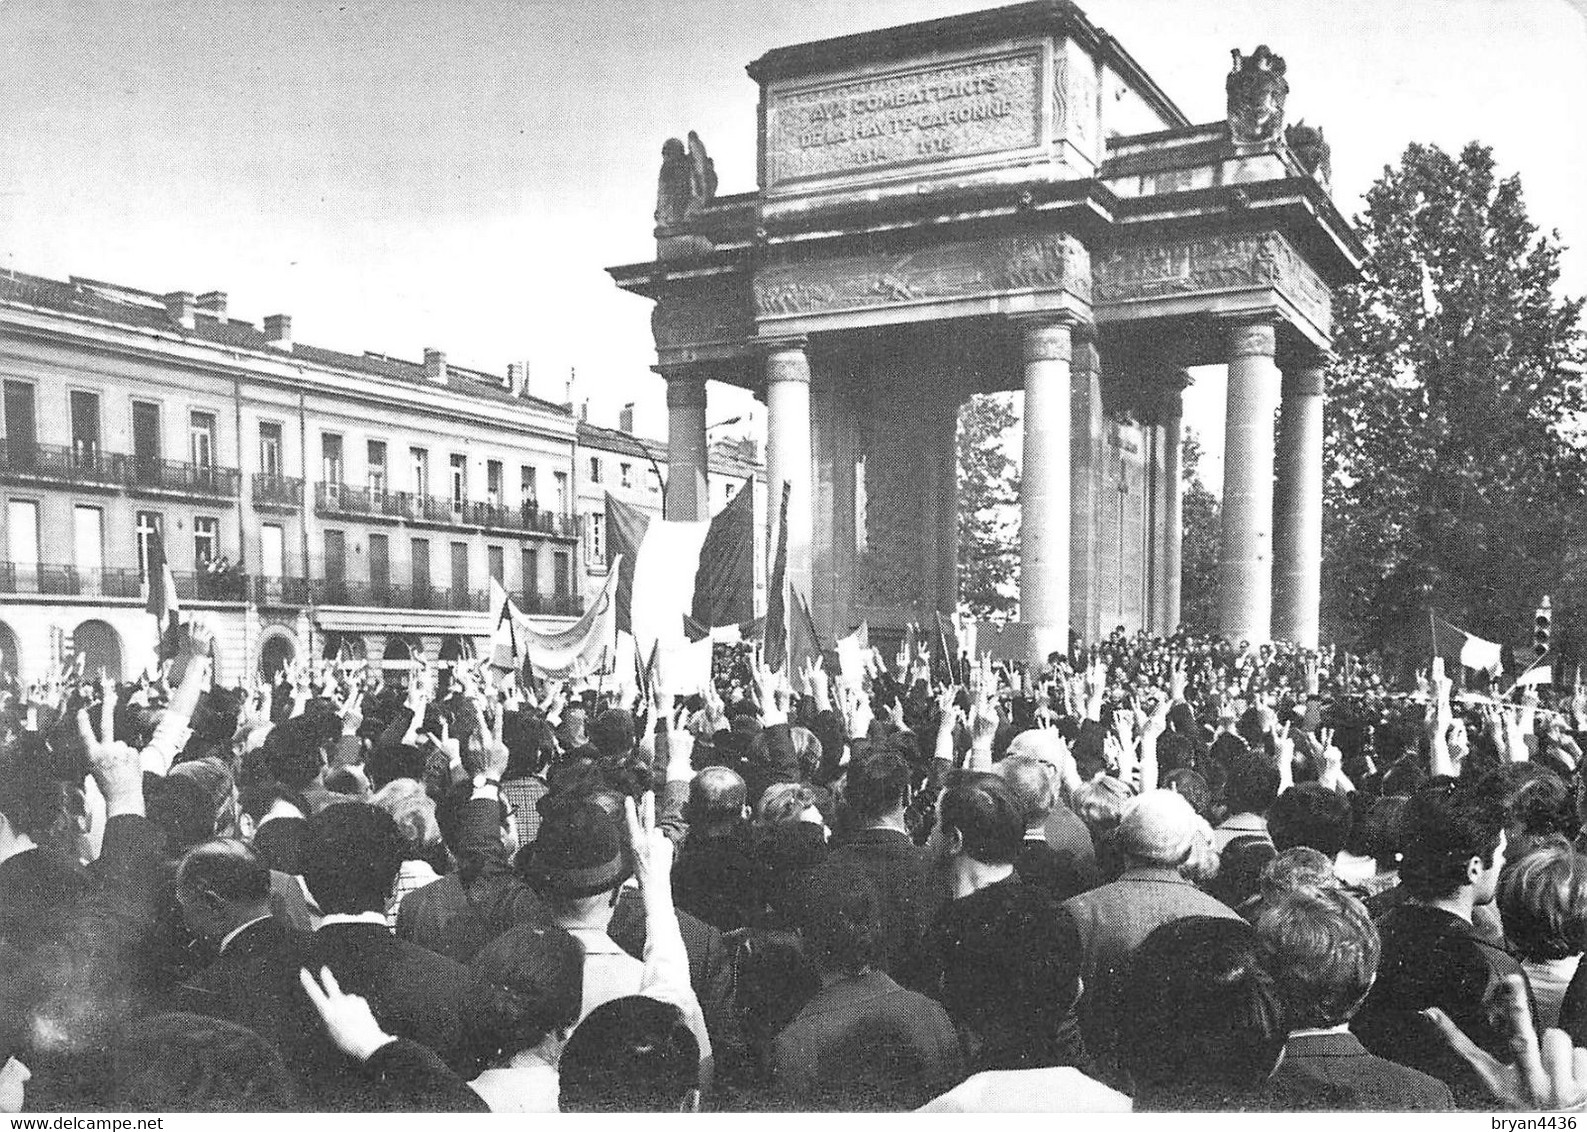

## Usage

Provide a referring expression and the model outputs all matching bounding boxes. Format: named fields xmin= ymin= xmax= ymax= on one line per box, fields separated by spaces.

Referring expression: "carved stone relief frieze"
xmin=753 ymin=231 xmax=1092 ymax=319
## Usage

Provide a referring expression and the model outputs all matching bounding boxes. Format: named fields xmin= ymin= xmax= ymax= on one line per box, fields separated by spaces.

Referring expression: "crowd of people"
xmin=5 ymin=619 xmax=1587 ymax=1112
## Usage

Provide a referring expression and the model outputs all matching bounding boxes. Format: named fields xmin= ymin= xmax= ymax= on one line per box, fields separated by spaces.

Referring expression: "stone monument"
xmin=609 ymin=0 xmax=1362 ymax=659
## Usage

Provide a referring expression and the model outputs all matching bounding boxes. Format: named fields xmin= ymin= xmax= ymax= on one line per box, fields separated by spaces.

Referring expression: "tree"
xmin=956 ymin=392 xmax=1020 ymax=619
xmin=1323 ymin=141 xmax=1587 ymax=656
xmin=1179 ymin=428 xmax=1221 ymax=635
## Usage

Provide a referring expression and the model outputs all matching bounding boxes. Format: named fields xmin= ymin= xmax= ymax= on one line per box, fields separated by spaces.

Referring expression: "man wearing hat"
xmin=1059 ymin=788 xmax=1242 ymax=1084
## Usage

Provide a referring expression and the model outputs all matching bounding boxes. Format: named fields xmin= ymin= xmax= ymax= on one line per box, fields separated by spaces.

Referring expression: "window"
xmin=132 ymin=400 xmax=161 ymax=484
xmin=259 ymin=422 xmax=283 ymax=478
xmin=73 ymin=506 xmax=103 ymax=575
xmin=589 ymin=456 xmax=602 ymax=484
xmin=3 ymin=381 xmax=37 ymax=450
xmin=7 ymin=500 xmax=39 ymax=567
xmin=554 ymin=471 xmax=570 ymax=516
xmin=193 ymin=516 xmax=219 ymax=569
xmin=411 ymin=538 xmax=431 ymax=595
xmin=450 ymin=454 xmax=466 ymax=508
xmin=135 ymin=511 xmax=162 ymax=577
xmin=323 ymin=530 xmax=347 ymax=598
xmin=261 ymin=524 xmax=285 ymax=578
xmin=450 ymin=541 xmax=469 ymax=600
xmin=487 ymin=545 xmax=504 ymax=584
xmin=486 ymin=460 xmax=503 ymax=508
xmin=588 ymin=512 xmax=605 ymax=565
xmin=721 ymin=480 xmax=736 ymax=504
xmin=70 ymin=391 xmax=101 ymax=462
xmin=620 ymin=462 xmax=633 ymax=489
xmin=369 ymin=533 xmax=390 ymax=594
xmin=322 ymin=433 xmax=343 ymax=486
xmin=648 ymin=468 xmax=663 ymax=495
xmin=190 ymin=411 xmax=217 ymax=468
xmin=521 ymin=547 xmax=539 ymax=603
xmin=410 ymin=447 xmax=429 ymax=496
xmin=520 ymin=465 xmax=537 ymax=504
xmin=553 ymin=550 xmax=570 ymax=597
xmin=366 ymin=438 xmax=388 ymax=492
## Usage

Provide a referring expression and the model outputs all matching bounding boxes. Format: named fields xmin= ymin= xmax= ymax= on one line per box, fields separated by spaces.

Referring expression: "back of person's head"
xmin=1354 ymin=794 xmax=1408 ymax=865
xmin=937 ymin=772 xmax=1023 ymax=864
xmin=1268 ymin=784 xmax=1353 ymax=858
xmin=372 ymin=777 xmax=440 ymax=850
xmin=263 ymin=716 xmax=327 ymax=790
xmin=995 ymin=754 xmax=1058 ymax=827
xmin=1223 ymin=745 xmax=1280 ymax=816
xmin=1164 ymin=768 xmax=1213 ymax=822
xmin=756 ymin=781 xmax=824 ymax=827
xmin=1399 ymin=775 xmax=1507 ymax=901
xmin=799 ymin=871 xmax=885 ymax=976
xmin=1498 ymin=844 xmax=1587 ymax=963
xmin=469 ymin=925 xmax=583 ymax=1061
xmin=844 ymin=750 xmax=911 ymax=824
xmin=176 ymin=838 xmax=270 ymax=910
xmin=684 ymin=766 xmax=748 ymax=830
xmin=1118 ymin=916 xmax=1284 ymax=1104
xmin=0 ymin=743 xmax=64 ymax=840
xmin=1504 ymin=768 xmax=1582 ymax=851
xmin=364 ymin=742 xmax=429 ymax=791
xmin=146 ymin=773 xmax=226 ymax=854
xmin=589 ymin=708 xmax=637 ymax=761
xmin=1072 ymin=774 xmax=1134 ymax=840
xmin=1257 ymin=846 xmax=1340 ymax=900
xmin=1252 ymin=885 xmax=1379 ymax=1031
xmin=299 ymin=803 xmax=405 ymax=914
xmin=1116 ymin=789 xmax=1201 ymax=868
xmin=559 ymin=997 xmax=700 ymax=1112
xmin=109 ymin=1013 xmax=298 ymax=1111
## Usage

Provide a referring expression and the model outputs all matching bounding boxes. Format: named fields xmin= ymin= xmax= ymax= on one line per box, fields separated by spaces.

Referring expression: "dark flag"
xmin=692 ymin=478 xmax=755 ymax=628
xmin=144 ymin=529 xmax=182 ymax=661
xmin=604 ymin=494 xmax=652 ymax=635
xmin=764 ymin=481 xmax=791 ymax=673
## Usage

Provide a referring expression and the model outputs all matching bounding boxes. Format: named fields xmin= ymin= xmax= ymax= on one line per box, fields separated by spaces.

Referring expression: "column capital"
xmin=1222 ymin=315 xmax=1277 ymax=359
xmin=1281 ymin=363 xmax=1326 ymax=398
xmin=662 ymin=370 xmax=709 ymax=408
xmin=1015 ymin=316 xmax=1083 ymax=364
xmin=760 ymin=337 xmax=810 ymax=384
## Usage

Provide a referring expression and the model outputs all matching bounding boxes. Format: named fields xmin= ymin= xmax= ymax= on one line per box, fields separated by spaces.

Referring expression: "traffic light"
xmin=1535 ymin=596 xmax=1552 ymax=657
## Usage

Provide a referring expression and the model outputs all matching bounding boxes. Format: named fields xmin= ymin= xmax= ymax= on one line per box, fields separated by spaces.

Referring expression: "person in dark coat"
xmin=799 ymin=750 xmax=942 ymax=984
xmin=1252 ymin=885 xmax=1453 ymax=1110
xmin=996 ymin=755 xmax=1088 ymax=902
xmin=1352 ymin=775 xmax=1530 ymax=1108
xmin=672 ymin=767 xmax=765 ymax=932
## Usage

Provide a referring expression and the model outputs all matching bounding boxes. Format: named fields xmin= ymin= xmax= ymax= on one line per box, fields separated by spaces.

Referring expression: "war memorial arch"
xmin=608 ymin=0 xmax=1362 ymax=662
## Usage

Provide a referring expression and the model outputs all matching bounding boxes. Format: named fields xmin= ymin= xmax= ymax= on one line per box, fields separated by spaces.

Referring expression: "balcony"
xmin=0 ymin=564 xmax=245 ymax=602
xmin=314 ymin=579 xmax=490 ymax=612
xmin=313 ymin=483 xmax=578 ymax=539
xmin=520 ymin=591 xmax=585 ymax=617
xmin=0 ymin=440 xmax=126 ymax=490
xmin=127 ymin=457 xmax=240 ymax=499
xmin=252 ymin=473 xmax=304 ymax=509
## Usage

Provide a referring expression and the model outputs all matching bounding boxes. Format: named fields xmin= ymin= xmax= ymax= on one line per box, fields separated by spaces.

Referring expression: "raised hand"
xmin=1429 ymin=973 xmax=1587 ymax=1111
xmin=298 ymin=967 xmax=394 ymax=1063
xmin=77 ymin=689 xmax=143 ymax=816
xmin=624 ymin=791 xmax=674 ymax=894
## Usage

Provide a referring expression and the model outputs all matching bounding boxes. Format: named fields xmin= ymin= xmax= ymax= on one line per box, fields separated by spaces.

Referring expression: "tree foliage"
xmin=956 ymin=392 xmax=1020 ymax=619
xmin=1179 ymin=428 xmax=1221 ymax=635
xmin=1323 ymin=141 xmax=1587 ymax=655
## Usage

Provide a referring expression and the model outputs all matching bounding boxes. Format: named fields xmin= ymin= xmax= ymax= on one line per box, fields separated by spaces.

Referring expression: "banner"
xmin=490 ymin=566 xmax=621 ymax=679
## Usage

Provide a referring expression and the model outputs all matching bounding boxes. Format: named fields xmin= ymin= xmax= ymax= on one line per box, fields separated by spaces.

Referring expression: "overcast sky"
xmin=2 ymin=0 xmax=1584 ymax=489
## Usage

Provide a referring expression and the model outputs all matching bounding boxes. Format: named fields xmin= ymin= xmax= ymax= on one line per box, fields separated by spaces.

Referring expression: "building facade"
xmin=0 ymin=272 xmax=599 ymax=684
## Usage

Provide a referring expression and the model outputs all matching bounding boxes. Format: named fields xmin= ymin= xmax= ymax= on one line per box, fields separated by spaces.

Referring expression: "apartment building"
xmin=0 ymin=271 xmax=583 ymax=683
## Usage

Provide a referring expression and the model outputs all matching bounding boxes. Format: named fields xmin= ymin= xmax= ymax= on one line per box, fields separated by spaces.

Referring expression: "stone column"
xmin=765 ymin=340 xmax=813 ymax=604
xmin=1158 ymin=371 xmax=1190 ymax=635
xmin=1019 ymin=317 xmax=1076 ymax=664
xmin=663 ymin=369 xmax=708 ymax=522
xmin=1069 ymin=337 xmax=1103 ymax=647
xmin=1272 ymin=354 xmax=1326 ymax=646
xmin=1218 ymin=318 xmax=1281 ymax=643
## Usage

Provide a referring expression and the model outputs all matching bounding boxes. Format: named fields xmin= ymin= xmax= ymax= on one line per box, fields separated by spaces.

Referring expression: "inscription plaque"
xmin=765 ymin=51 xmax=1043 ymax=189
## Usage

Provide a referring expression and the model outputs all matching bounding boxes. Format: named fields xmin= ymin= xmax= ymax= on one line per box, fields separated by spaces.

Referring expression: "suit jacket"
xmin=1353 ymin=902 xmax=1533 ymax=1108
xmin=1266 ymin=1030 xmax=1453 ymax=1111
xmin=1060 ymin=866 xmax=1242 ymax=986
xmin=0 ymin=846 xmax=89 ymax=951
xmin=771 ymin=969 xmax=965 ymax=1110
xmin=803 ymin=827 xmax=944 ymax=986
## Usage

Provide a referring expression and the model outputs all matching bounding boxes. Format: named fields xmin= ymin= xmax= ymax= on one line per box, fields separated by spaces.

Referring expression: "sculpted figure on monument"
xmin=655 ymin=131 xmax=718 ymax=229
xmin=1285 ymin=120 xmax=1333 ymax=187
xmin=1225 ymin=45 xmax=1288 ymax=146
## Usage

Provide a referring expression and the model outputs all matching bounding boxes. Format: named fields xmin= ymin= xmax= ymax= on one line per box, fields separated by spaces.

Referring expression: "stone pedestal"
xmin=1273 ymin=356 xmax=1326 ymax=645
xmin=663 ymin=370 xmax=709 ymax=522
xmin=1218 ymin=319 xmax=1280 ymax=643
xmin=765 ymin=341 xmax=813 ymax=603
xmin=1018 ymin=317 xmax=1075 ymax=662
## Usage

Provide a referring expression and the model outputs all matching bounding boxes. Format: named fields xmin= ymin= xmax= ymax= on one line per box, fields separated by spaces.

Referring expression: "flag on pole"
xmin=836 ymin=621 xmax=870 ymax=685
xmin=935 ymin=610 xmax=962 ymax=685
xmin=1431 ymin=613 xmax=1504 ymax=674
xmin=492 ymin=563 xmax=622 ymax=678
xmin=1514 ymin=665 xmax=1553 ymax=689
xmin=790 ymin=589 xmax=823 ymax=676
xmin=487 ymin=577 xmax=521 ymax=672
xmin=764 ymin=481 xmax=792 ymax=673
xmin=144 ymin=529 xmax=182 ymax=661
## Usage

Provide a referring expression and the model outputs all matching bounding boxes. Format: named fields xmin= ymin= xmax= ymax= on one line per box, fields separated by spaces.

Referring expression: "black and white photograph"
xmin=1 ymin=0 xmax=1586 ymax=1116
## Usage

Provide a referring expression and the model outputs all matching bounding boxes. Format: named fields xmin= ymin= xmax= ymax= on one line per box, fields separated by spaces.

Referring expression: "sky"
xmin=2 ymin=0 xmax=1585 ymax=490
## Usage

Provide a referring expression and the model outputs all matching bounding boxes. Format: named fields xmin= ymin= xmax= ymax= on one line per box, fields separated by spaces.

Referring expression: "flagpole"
xmin=1499 ymin=649 xmax=1550 ymax=701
